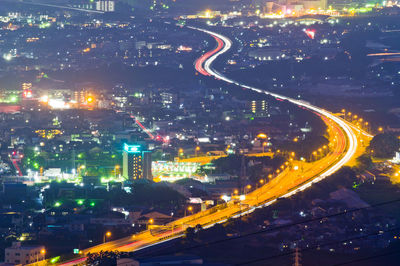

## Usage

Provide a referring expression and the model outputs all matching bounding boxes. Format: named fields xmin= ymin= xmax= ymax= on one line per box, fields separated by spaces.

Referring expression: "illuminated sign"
xmin=124 ymin=143 xmax=141 ymax=153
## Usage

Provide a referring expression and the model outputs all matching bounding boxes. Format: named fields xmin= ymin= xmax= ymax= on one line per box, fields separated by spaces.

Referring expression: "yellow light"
xmin=40 ymin=95 xmax=49 ymax=103
xmin=149 ymin=219 xmax=154 ymax=224
xmin=257 ymin=133 xmax=268 ymax=139
xmin=41 ymin=249 xmax=46 ymax=254
xmin=246 ymin=185 xmax=251 ymax=189
xmin=87 ymin=96 xmax=94 ymax=103
xmin=187 ymin=206 xmax=193 ymax=211
xmin=106 ymin=231 xmax=111 ymax=237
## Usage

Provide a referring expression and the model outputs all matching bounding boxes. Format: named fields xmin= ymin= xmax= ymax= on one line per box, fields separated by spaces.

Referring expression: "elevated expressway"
xmin=57 ymin=28 xmax=370 ymax=265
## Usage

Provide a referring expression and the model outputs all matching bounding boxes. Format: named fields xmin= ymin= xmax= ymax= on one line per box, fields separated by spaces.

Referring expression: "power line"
xmin=136 ymin=198 xmax=400 ymax=258
xmin=235 ymin=226 xmax=400 ymax=265
xmin=331 ymin=249 xmax=400 ymax=266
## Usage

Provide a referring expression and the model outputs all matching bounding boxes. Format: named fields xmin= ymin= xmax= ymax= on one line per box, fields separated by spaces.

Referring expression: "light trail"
xmin=190 ymin=26 xmax=358 ymax=196
xmin=194 ymin=36 xmax=224 ymax=76
xmin=130 ymin=115 xmax=155 ymax=139
xmin=54 ymin=27 xmax=362 ymax=266
xmin=2 ymin=0 xmax=105 ymax=14
xmin=367 ymin=52 xmax=400 ymax=56
xmin=11 ymin=159 xmax=23 ymax=177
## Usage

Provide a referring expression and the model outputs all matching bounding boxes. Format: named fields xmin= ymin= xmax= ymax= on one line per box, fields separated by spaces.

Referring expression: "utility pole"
xmin=293 ymin=247 xmax=301 ymax=266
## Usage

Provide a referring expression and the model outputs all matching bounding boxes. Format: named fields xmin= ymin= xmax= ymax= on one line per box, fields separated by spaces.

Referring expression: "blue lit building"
xmin=122 ymin=143 xmax=152 ymax=180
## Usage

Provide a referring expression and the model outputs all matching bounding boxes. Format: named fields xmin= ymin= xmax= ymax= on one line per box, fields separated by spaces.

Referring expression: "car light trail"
xmin=130 ymin=115 xmax=155 ymax=139
xmin=54 ymin=27 xmax=364 ymax=264
xmin=190 ymin=26 xmax=358 ymax=197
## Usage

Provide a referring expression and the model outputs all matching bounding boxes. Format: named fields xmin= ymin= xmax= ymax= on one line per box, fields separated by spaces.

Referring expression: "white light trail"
xmin=190 ymin=26 xmax=359 ymax=199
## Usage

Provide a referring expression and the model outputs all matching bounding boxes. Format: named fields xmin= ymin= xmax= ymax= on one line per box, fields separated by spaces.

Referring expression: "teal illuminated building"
xmin=123 ymin=143 xmax=152 ymax=180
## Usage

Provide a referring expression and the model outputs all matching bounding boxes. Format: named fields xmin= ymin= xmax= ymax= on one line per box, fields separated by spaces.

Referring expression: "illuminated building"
xmin=250 ymin=100 xmax=269 ymax=117
xmin=22 ymin=83 xmax=33 ymax=98
xmin=297 ymin=0 xmax=328 ymax=10
xmin=35 ymin=129 xmax=63 ymax=140
xmin=96 ymin=0 xmax=115 ymax=12
xmin=152 ymin=161 xmax=200 ymax=181
xmin=123 ymin=143 xmax=152 ymax=180
xmin=5 ymin=242 xmax=45 ymax=265
xmin=160 ymin=92 xmax=176 ymax=106
xmin=73 ymin=91 xmax=87 ymax=105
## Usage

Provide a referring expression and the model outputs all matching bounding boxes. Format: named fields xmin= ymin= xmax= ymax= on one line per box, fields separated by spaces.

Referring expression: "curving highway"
xmin=56 ymin=27 xmax=364 ymax=265
xmin=192 ymin=26 xmax=358 ymax=190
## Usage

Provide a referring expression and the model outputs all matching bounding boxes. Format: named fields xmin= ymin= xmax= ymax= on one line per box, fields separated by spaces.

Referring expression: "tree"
xmin=369 ymin=133 xmax=400 ymax=158
xmin=355 ymin=154 xmax=373 ymax=172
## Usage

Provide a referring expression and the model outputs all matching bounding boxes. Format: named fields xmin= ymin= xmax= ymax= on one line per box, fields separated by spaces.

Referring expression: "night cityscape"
xmin=1 ymin=0 xmax=400 ymax=265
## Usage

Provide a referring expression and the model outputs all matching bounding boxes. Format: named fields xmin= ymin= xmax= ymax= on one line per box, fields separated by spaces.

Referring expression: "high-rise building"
xmin=22 ymin=83 xmax=33 ymax=98
xmin=96 ymin=0 xmax=115 ymax=12
xmin=250 ymin=100 xmax=269 ymax=117
xmin=123 ymin=143 xmax=152 ymax=180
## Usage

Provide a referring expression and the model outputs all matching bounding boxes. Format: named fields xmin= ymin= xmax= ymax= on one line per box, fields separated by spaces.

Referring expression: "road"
xmin=57 ymin=28 xmax=364 ymax=265
xmin=1 ymin=0 xmax=105 ymax=14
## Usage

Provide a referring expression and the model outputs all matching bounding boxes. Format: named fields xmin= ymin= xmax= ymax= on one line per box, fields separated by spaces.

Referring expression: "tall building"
xmin=250 ymin=100 xmax=269 ymax=117
xmin=123 ymin=143 xmax=152 ymax=180
xmin=96 ymin=0 xmax=115 ymax=12
xmin=22 ymin=83 xmax=32 ymax=98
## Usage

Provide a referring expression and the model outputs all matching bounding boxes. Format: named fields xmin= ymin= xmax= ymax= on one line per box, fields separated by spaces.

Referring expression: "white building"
xmin=96 ymin=1 xmax=115 ymax=12
xmin=392 ymin=151 xmax=400 ymax=164
xmin=5 ymin=242 xmax=45 ymax=265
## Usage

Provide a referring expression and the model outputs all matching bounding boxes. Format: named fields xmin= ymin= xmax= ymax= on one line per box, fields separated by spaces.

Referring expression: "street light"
xmin=195 ymin=146 xmax=200 ymax=157
xmin=185 ymin=206 xmax=193 ymax=217
xmin=37 ymin=249 xmax=45 ymax=262
xmin=245 ymin=184 xmax=252 ymax=194
xmin=103 ymin=231 xmax=111 ymax=243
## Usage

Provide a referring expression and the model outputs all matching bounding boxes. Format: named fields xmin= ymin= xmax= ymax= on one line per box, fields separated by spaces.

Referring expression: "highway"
xmin=1 ymin=0 xmax=105 ymax=14
xmin=56 ymin=28 xmax=363 ymax=265
xmin=191 ymin=27 xmax=358 ymax=185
